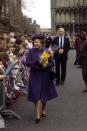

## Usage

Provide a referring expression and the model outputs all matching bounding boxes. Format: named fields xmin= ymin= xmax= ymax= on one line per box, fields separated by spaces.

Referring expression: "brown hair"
xmin=0 ymin=52 xmax=9 ymax=62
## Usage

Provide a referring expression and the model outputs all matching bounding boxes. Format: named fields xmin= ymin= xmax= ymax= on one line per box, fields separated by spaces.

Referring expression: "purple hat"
xmin=32 ymin=34 xmax=45 ymax=41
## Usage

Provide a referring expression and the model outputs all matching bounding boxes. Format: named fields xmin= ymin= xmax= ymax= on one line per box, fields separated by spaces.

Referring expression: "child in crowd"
xmin=7 ymin=44 xmax=17 ymax=56
xmin=0 ymin=52 xmax=19 ymax=102
xmin=18 ymin=46 xmax=30 ymax=85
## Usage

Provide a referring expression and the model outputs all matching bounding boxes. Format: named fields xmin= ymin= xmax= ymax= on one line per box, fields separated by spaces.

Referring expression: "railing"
xmin=54 ymin=6 xmax=87 ymax=13
xmin=0 ymin=81 xmax=5 ymax=111
xmin=0 ymin=79 xmax=21 ymax=121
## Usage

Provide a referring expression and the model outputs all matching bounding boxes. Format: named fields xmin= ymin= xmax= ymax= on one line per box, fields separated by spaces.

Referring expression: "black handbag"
xmin=49 ymin=70 xmax=56 ymax=81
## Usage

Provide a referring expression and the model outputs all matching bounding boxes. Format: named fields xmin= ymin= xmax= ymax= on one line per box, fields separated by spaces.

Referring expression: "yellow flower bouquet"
xmin=39 ymin=50 xmax=51 ymax=67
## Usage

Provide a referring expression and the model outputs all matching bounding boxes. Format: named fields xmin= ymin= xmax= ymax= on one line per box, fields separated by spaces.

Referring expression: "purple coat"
xmin=26 ymin=47 xmax=58 ymax=103
xmin=75 ymin=37 xmax=83 ymax=56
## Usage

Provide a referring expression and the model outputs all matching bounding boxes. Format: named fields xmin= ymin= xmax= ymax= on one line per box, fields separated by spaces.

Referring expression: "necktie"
xmin=60 ymin=37 xmax=62 ymax=49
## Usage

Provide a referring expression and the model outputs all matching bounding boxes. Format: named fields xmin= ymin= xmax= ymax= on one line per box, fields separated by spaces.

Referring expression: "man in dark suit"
xmin=52 ymin=28 xmax=70 ymax=85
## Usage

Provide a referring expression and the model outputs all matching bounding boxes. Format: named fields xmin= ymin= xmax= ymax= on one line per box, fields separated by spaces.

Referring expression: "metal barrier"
xmin=0 ymin=80 xmax=21 ymax=120
xmin=0 ymin=81 xmax=5 ymax=128
xmin=0 ymin=81 xmax=5 ymax=111
xmin=0 ymin=61 xmax=28 ymax=122
xmin=12 ymin=65 xmax=28 ymax=95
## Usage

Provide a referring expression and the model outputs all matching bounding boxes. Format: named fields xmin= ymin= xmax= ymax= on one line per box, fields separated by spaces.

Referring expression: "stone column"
xmin=66 ymin=12 xmax=70 ymax=23
xmin=56 ymin=13 xmax=61 ymax=24
xmin=70 ymin=0 xmax=75 ymax=6
xmin=75 ymin=0 xmax=79 ymax=6
xmin=51 ymin=0 xmax=56 ymax=33
xmin=66 ymin=0 xmax=70 ymax=7
xmin=70 ymin=11 xmax=75 ymax=23
xmin=61 ymin=13 xmax=65 ymax=23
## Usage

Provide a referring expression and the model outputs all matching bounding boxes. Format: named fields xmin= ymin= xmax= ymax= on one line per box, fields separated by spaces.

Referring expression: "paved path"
xmin=2 ymin=50 xmax=87 ymax=131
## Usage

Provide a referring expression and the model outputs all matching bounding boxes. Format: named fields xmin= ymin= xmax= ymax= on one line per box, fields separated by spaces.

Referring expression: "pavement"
xmin=0 ymin=115 xmax=5 ymax=128
xmin=1 ymin=50 xmax=87 ymax=131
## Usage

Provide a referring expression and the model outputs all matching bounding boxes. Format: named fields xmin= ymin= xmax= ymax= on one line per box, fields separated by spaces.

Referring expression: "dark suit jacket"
xmin=52 ymin=36 xmax=70 ymax=61
xmin=45 ymin=36 xmax=52 ymax=48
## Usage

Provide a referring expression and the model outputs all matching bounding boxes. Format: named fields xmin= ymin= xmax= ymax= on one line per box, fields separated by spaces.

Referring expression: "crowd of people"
xmin=0 ymin=28 xmax=87 ymax=126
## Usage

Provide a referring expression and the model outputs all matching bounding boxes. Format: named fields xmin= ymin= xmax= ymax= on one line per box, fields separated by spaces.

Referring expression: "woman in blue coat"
xmin=26 ymin=34 xmax=58 ymax=123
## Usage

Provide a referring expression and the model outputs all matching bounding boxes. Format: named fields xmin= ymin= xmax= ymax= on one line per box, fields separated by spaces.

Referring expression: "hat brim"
xmin=32 ymin=34 xmax=45 ymax=41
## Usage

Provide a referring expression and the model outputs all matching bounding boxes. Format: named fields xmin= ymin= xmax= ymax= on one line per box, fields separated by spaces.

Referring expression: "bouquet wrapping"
xmin=39 ymin=50 xmax=51 ymax=67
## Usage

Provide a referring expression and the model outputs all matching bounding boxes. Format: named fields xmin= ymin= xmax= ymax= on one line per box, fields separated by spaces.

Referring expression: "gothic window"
xmin=56 ymin=0 xmax=61 ymax=8
xmin=64 ymin=0 xmax=70 ymax=7
xmin=70 ymin=0 xmax=75 ymax=6
xmin=79 ymin=0 xmax=84 ymax=5
xmin=75 ymin=0 xmax=79 ymax=6
xmin=66 ymin=12 xmax=70 ymax=23
xmin=61 ymin=13 xmax=65 ymax=23
xmin=79 ymin=11 xmax=83 ymax=21
xmin=56 ymin=14 xmax=61 ymax=23
xmin=61 ymin=0 xmax=65 ymax=7
xmin=74 ymin=10 xmax=79 ymax=22
xmin=71 ymin=12 xmax=75 ymax=22
xmin=84 ymin=0 xmax=87 ymax=5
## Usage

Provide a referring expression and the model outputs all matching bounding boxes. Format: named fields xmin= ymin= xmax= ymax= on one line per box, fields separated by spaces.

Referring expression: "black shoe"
xmin=74 ymin=62 xmax=78 ymax=65
xmin=35 ymin=118 xmax=40 ymax=123
xmin=42 ymin=113 xmax=46 ymax=117
xmin=82 ymin=89 xmax=87 ymax=93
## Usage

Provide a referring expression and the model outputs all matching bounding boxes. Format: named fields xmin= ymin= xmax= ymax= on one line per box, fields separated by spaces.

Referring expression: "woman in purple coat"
xmin=26 ymin=34 xmax=57 ymax=123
